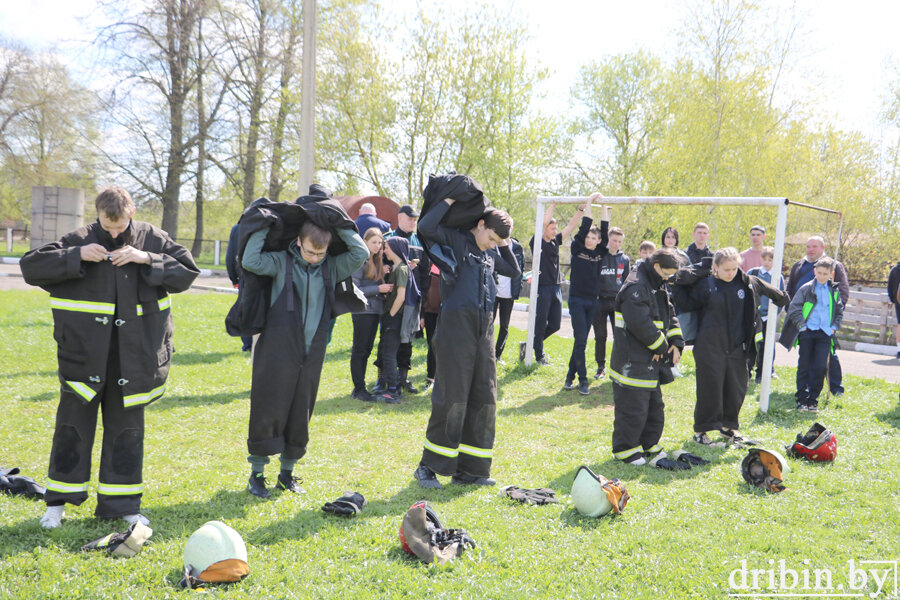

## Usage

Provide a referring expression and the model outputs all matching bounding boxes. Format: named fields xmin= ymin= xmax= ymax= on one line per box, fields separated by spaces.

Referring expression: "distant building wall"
xmin=31 ymin=187 xmax=85 ymax=249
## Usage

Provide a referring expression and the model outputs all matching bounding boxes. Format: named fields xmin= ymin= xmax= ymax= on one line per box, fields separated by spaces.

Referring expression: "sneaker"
xmin=621 ymin=455 xmax=647 ymax=466
xmin=352 ymin=388 xmax=376 ymax=403
xmin=413 ymin=465 xmax=442 ymax=489
xmin=424 ymin=378 xmax=434 ymax=391
xmin=807 ymin=404 xmax=820 ymax=414
xmin=578 ymin=381 xmax=590 ymax=395
xmin=771 ymin=372 xmax=779 ymax=380
xmin=496 ymin=358 xmax=506 ymax=366
xmin=276 ymin=472 xmax=304 ymax=494
xmin=692 ymin=433 xmax=726 ymax=448
xmin=537 ymin=355 xmax=551 ymax=366
xmin=247 ymin=472 xmax=270 ymax=499
xmin=831 ymin=390 xmax=843 ymax=398
xmin=451 ymin=472 xmax=496 ymax=486
xmin=594 ymin=368 xmax=606 ymax=379
xmin=40 ymin=505 xmax=65 ymax=529
xmin=123 ymin=513 xmax=150 ymax=527
xmin=403 ymin=379 xmax=419 ymax=394
xmin=519 ymin=341 xmax=527 ymax=362
xmin=382 ymin=388 xmax=402 ymax=404
xmin=797 ymin=404 xmax=809 ymax=412
xmin=371 ymin=379 xmax=387 ymax=395
xmin=563 ymin=379 xmax=574 ymax=390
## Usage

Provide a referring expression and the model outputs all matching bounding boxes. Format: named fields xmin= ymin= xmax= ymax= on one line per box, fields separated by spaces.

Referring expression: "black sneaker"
xmin=382 ymin=388 xmax=402 ymax=404
xmin=413 ymin=465 xmax=442 ymax=489
xmin=537 ymin=355 xmax=551 ymax=366
xmin=451 ymin=472 xmax=496 ymax=486
xmin=720 ymin=429 xmax=758 ymax=447
xmin=276 ymin=472 xmax=304 ymax=494
xmin=402 ymin=379 xmax=419 ymax=394
xmin=797 ymin=403 xmax=809 ymax=412
xmin=563 ymin=379 xmax=574 ymax=390
xmin=578 ymin=381 xmax=590 ymax=395
xmin=594 ymin=368 xmax=606 ymax=379
xmin=371 ymin=379 xmax=387 ymax=395
xmin=352 ymin=389 xmax=376 ymax=403
xmin=807 ymin=404 xmax=820 ymax=414
xmin=247 ymin=473 xmax=270 ymax=499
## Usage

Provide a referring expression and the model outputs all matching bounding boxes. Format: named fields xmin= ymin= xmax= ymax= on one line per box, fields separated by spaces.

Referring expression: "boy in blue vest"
xmin=780 ymin=257 xmax=843 ymax=413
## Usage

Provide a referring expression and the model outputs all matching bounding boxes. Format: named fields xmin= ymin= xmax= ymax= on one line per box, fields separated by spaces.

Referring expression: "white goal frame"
xmin=525 ymin=196 xmax=789 ymax=413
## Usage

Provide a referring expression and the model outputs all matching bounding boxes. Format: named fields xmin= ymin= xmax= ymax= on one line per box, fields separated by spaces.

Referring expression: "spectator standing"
xmin=592 ymin=215 xmax=629 ymax=379
xmin=740 ymin=225 xmax=767 ymax=271
xmin=661 ymin=227 xmax=690 ymax=266
xmin=492 ymin=234 xmax=526 ymax=364
xmin=889 ymin=260 xmax=900 ymax=359
xmin=354 ymin=202 xmax=390 ymax=234
xmin=747 ymin=246 xmax=784 ymax=382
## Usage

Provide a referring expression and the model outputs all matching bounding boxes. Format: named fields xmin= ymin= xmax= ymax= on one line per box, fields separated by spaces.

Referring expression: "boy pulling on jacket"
xmin=242 ymin=219 xmax=367 ymax=498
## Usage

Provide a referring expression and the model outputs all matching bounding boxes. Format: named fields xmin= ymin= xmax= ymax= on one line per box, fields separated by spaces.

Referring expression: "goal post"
xmin=525 ymin=195 xmax=789 ymax=413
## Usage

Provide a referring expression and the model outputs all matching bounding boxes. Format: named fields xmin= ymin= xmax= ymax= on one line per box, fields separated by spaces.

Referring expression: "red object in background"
xmin=336 ymin=196 xmax=402 ymax=230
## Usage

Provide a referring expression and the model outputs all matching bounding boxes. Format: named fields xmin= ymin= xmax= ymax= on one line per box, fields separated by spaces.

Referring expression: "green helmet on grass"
xmin=181 ymin=521 xmax=249 ymax=589
xmin=570 ymin=465 xmax=630 ymax=517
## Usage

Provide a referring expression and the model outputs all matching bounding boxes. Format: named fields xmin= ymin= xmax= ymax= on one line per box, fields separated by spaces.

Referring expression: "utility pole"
xmin=298 ymin=0 xmax=317 ymax=195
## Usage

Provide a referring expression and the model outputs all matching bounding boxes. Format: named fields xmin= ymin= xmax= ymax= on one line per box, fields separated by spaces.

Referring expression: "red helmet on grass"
xmin=787 ymin=422 xmax=836 ymax=462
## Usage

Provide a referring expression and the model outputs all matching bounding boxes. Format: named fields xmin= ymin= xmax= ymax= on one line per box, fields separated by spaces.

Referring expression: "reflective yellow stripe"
xmin=424 ymin=440 xmax=459 ymax=458
xmin=645 ymin=444 xmax=662 ymax=454
xmin=613 ymin=446 xmax=643 ymax=459
xmin=647 ymin=332 xmax=666 ymax=351
xmin=50 ymin=297 xmax=116 ymax=315
xmin=136 ymin=294 xmax=171 ymax=316
xmin=46 ymin=479 xmax=89 ymax=493
xmin=458 ymin=443 xmax=492 ymax=458
xmin=65 ymin=380 xmax=97 ymax=402
xmin=754 ymin=331 xmax=764 ymax=343
xmin=94 ymin=533 xmax=115 ymax=548
xmin=614 ymin=312 xmax=625 ymax=328
xmin=667 ymin=328 xmax=683 ymax=339
xmin=609 ymin=368 xmax=659 ymax=389
xmin=98 ymin=482 xmax=143 ymax=495
xmin=652 ymin=320 xmax=664 ymax=328
xmin=122 ymin=384 xmax=166 ymax=408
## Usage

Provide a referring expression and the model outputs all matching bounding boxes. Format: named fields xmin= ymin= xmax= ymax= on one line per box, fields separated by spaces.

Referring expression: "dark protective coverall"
xmin=19 ymin=220 xmax=199 ymax=517
xmin=242 ymin=227 xmax=368 ymax=459
xmin=609 ymin=261 xmax=683 ymax=462
xmin=416 ymin=201 xmax=520 ymax=478
xmin=675 ymin=270 xmax=789 ymax=432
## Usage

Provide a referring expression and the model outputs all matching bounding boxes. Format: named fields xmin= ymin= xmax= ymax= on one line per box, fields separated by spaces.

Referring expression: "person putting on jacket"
xmin=413 ymin=199 xmax=521 ymax=488
xmin=241 ymin=217 xmax=367 ymax=498
xmin=20 ymin=186 xmax=199 ymax=528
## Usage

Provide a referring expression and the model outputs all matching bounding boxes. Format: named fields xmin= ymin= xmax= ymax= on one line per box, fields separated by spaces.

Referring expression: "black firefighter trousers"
xmin=420 ymin=309 xmax=497 ymax=478
xmin=611 ymin=382 xmax=665 ymax=462
xmin=46 ymin=339 xmax=145 ymax=518
xmin=248 ymin=283 xmax=330 ymax=461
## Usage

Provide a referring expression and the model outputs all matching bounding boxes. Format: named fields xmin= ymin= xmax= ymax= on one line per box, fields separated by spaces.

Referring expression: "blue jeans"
xmin=567 ymin=295 xmax=599 ymax=383
xmin=796 ymin=329 xmax=831 ymax=405
xmin=533 ymin=284 xmax=562 ymax=360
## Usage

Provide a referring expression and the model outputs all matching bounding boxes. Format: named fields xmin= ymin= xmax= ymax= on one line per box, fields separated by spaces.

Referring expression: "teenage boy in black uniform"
xmin=21 ymin=186 xmax=199 ymax=528
xmin=413 ymin=199 xmax=520 ymax=489
xmin=609 ymin=248 xmax=688 ymax=469
xmin=592 ymin=220 xmax=629 ymax=379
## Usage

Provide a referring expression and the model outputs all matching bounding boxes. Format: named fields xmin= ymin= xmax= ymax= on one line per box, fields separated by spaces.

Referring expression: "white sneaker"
xmin=40 ymin=505 xmax=65 ymax=529
xmin=123 ymin=513 xmax=150 ymax=527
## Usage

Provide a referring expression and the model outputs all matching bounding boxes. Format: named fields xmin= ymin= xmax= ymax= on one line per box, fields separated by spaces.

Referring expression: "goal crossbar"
xmin=525 ymin=195 xmax=789 ymax=413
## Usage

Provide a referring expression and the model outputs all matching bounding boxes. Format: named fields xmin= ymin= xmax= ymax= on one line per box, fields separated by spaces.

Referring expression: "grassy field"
xmin=1 ymin=290 xmax=898 ymax=599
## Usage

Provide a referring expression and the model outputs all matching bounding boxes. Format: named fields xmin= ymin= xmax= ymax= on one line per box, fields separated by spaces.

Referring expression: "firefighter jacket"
xmin=779 ymin=279 xmax=843 ymax=349
xmin=20 ymin=220 xmax=199 ymax=408
xmin=674 ymin=269 xmax=790 ymax=366
xmin=609 ymin=261 xmax=684 ymax=389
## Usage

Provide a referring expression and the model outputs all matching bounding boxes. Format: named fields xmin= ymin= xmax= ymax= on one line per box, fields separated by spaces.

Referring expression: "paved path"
xmin=4 ymin=262 xmax=899 ymax=383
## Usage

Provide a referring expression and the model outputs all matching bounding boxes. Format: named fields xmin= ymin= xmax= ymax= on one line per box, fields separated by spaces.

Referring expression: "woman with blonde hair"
xmin=674 ymin=247 xmax=788 ymax=447
xmin=350 ymin=228 xmax=393 ymax=402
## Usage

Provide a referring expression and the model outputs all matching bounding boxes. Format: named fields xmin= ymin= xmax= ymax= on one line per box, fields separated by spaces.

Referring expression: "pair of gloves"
xmin=649 ymin=450 xmax=710 ymax=471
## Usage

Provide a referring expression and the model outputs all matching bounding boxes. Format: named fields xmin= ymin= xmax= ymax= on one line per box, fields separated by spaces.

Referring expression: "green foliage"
xmin=2 ymin=290 xmax=899 ymax=599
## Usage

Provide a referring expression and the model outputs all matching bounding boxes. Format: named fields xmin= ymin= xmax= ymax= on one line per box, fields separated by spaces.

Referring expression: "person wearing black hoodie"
xmin=376 ymin=237 xmax=420 ymax=402
xmin=565 ymin=203 xmax=609 ymax=395
xmin=591 ymin=218 xmax=630 ymax=379
xmin=412 ymin=200 xmax=520 ymax=489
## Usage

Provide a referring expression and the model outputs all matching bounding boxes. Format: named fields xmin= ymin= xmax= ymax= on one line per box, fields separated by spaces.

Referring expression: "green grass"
xmin=1 ymin=290 xmax=898 ymax=599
